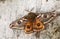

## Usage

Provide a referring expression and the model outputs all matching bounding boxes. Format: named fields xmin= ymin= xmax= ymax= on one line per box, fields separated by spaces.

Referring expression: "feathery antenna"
xmin=25 ymin=7 xmax=34 ymax=13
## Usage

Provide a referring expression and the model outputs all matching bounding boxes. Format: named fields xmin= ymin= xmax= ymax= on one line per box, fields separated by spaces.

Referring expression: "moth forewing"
xmin=9 ymin=17 xmax=27 ymax=30
xmin=37 ymin=13 xmax=57 ymax=25
xmin=43 ymin=13 xmax=57 ymax=24
xmin=37 ymin=13 xmax=51 ymax=21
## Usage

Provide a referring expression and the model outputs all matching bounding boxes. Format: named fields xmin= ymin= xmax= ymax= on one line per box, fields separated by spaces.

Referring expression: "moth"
xmin=9 ymin=9 xmax=60 ymax=34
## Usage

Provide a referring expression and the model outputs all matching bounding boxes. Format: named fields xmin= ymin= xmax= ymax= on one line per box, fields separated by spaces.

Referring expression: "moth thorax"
xmin=28 ymin=13 xmax=37 ymax=22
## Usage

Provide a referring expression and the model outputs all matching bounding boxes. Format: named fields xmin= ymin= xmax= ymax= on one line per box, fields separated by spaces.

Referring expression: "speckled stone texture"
xmin=0 ymin=0 xmax=60 ymax=39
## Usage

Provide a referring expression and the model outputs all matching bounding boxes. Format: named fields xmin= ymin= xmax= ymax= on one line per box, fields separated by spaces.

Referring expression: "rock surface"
xmin=0 ymin=0 xmax=60 ymax=39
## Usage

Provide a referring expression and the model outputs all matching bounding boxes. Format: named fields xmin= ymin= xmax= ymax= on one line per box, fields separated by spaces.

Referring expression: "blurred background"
xmin=0 ymin=0 xmax=60 ymax=39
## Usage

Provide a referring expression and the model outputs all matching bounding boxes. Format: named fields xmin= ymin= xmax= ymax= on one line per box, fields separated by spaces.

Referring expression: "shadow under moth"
xmin=9 ymin=8 xmax=60 ymax=39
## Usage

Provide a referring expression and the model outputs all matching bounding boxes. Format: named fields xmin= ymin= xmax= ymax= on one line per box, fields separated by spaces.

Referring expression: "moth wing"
xmin=24 ymin=20 xmax=33 ymax=34
xmin=9 ymin=17 xmax=27 ymax=30
xmin=33 ymin=17 xmax=44 ymax=32
xmin=43 ymin=13 xmax=57 ymax=24
xmin=37 ymin=13 xmax=57 ymax=24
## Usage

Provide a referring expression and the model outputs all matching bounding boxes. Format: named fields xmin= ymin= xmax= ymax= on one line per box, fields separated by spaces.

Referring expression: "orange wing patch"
xmin=24 ymin=20 xmax=33 ymax=34
xmin=33 ymin=18 xmax=44 ymax=32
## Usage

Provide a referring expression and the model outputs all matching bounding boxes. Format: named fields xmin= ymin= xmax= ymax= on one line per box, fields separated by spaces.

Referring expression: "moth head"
xmin=33 ymin=18 xmax=44 ymax=32
xmin=9 ymin=18 xmax=27 ymax=30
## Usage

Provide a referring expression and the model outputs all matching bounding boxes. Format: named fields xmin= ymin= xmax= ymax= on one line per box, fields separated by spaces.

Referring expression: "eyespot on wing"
xmin=9 ymin=17 xmax=27 ymax=30
xmin=24 ymin=20 xmax=33 ymax=34
xmin=33 ymin=18 xmax=44 ymax=32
